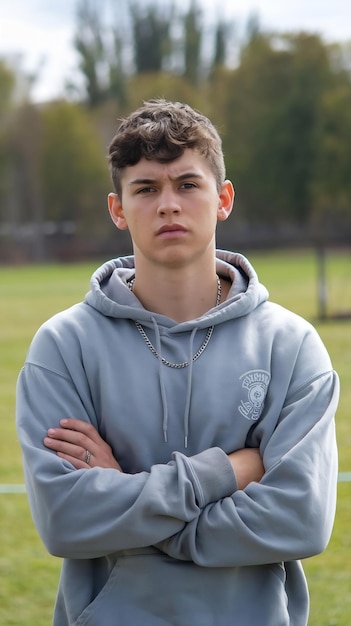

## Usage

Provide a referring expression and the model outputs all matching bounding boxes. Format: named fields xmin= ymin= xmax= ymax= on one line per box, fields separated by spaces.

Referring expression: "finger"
xmin=57 ymin=451 xmax=92 ymax=470
xmin=44 ymin=436 xmax=87 ymax=462
xmin=46 ymin=427 xmax=94 ymax=452
xmin=59 ymin=419 xmax=103 ymax=444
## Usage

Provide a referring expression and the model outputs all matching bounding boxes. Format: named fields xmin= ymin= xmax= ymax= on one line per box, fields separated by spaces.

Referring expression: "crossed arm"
xmin=44 ymin=418 xmax=265 ymax=490
xmin=27 ymin=368 xmax=338 ymax=565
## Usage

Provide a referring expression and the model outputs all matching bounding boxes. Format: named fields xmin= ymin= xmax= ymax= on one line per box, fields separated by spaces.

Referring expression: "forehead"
xmin=121 ymin=149 xmax=214 ymax=184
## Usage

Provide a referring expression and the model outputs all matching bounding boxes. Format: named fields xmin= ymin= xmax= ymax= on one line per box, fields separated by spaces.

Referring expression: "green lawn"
xmin=1 ymin=250 xmax=350 ymax=625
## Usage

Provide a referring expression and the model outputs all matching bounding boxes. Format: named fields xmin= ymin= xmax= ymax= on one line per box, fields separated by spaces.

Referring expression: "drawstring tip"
xmin=163 ymin=430 xmax=168 ymax=443
xmin=184 ymin=436 xmax=188 ymax=449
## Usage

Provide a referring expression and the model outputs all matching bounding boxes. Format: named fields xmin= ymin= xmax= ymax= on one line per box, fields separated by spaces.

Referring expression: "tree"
xmin=130 ymin=1 xmax=174 ymax=74
xmin=212 ymin=21 xmax=229 ymax=70
xmin=311 ymin=74 xmax=351 ymax=241
xmin=73 ymin=0 xmax=176 ymax=106
xmin=0 ymin=61 xmax=15 ymax=222
xmin=4 ymin=104 xmax=46 ymax=260
xmin=39 ymin=100 xmax=110 ymax=235
xmin=283 ymin=33 xmax=332 ymax=221
xmin=108 ymin=28 xmax=127 ymax=105
xmin=220 ymin=31 xmax=335 ymax=227
xmin=0 ymin=61 xmax=15 ymax=118
xmin=74 ymin=0 xmax=108 ymax=106
xmin=183 ymin=0 xmax=203 ymax=83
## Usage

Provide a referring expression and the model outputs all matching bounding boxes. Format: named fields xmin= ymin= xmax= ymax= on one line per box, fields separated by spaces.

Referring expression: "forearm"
xmin=22 ymin=446 xmax=237 ymax=559
xmin=227 ymin=448 xmax=264 ymax=490
xmin=157 ymin=444 xmax=337 ymax=567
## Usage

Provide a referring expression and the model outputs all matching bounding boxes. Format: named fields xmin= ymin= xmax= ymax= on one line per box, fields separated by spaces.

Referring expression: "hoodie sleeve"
xmin=156 ymin=336 xmax=339 ymax=567
xmin=16 ymin=325 xmax=237 ymax=559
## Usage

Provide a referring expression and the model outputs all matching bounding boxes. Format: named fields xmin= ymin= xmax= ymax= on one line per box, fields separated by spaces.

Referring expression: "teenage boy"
xmin=17 ymin=99 xmax=339 ymax=626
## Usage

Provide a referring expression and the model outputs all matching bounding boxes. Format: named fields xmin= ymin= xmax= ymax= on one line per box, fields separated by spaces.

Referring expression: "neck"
xmin=130 ymin=267 xmax=222 ymax=322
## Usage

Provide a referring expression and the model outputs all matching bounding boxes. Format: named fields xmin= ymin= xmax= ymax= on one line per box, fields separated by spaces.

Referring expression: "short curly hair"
xmin=108 ymin=99 xmax=226 ymax=196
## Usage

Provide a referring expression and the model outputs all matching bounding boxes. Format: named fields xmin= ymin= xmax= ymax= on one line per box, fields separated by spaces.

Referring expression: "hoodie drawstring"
xmin=183 ymin=328 xmax=197 ymax=448
xmin=151 ymin=317 xmax=197 ymax=448
xmin=152 ymin=317 xmax=169 ymax=443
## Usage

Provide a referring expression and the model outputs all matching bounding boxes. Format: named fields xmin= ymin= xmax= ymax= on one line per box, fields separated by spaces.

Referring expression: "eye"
xmin=137 ymin=187 xmax=156 ymax=194
xmin=180 ymin=182 xmax=197 ymax=190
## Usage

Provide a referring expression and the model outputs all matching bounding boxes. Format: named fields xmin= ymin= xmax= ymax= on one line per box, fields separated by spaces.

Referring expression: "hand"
xmin=227 ymin=448 xmax=264 ymax=490
xmin=44 ymin=418 xmax=122 ymax=471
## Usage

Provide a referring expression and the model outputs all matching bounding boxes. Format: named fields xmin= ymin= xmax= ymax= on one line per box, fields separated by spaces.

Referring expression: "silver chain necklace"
xmin=127 ymin=275 xmax=221 ymax=369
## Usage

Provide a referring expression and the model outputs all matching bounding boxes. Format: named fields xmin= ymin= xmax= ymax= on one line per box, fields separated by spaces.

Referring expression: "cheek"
xmin=128 ymin=220 xmax=149 ymax=244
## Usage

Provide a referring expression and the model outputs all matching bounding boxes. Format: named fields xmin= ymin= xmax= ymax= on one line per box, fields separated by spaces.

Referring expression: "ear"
xmin=217 ymin=180 xmax=235 ymax=222
xmin=107 ymin=193 xmax=129 ymax=231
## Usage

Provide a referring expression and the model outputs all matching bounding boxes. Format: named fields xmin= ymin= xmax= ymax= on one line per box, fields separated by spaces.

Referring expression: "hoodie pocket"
xmin=75 ymin=550 xmax=290 ymax=626
xmin=74 ymin=548 xmax=167 ymax=626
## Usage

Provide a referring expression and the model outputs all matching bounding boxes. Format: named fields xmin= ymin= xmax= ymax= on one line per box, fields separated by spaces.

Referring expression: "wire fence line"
xmin=1 ymin=473 xmax=351 ymax=494
xmin=338 ymin=472 xmax=351 ymax=482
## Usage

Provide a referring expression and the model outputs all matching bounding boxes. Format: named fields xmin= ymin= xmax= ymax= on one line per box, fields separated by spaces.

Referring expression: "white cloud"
xmin=0 ymin=2 xmax=77 ymax=101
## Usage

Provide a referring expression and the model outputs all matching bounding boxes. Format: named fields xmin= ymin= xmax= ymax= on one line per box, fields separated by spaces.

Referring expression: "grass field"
xmin=1 ymin=249 xmax=350 ymax=625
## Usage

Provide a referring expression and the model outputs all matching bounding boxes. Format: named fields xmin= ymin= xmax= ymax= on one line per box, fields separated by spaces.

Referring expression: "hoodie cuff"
xmin=188 ymin=447 xmax=238 ymax=508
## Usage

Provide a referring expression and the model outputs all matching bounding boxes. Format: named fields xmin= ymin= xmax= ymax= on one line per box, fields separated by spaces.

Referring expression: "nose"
xmin=157 ymin=188 xmax=181 ymax=216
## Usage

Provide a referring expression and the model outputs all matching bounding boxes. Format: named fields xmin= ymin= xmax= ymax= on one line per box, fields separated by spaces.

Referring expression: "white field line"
xmin=1 ymin=473 xmax=351 ymax=493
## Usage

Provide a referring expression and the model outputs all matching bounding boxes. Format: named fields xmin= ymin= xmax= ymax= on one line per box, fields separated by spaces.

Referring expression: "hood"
xmin=84 ymin=250 xmax=268 ymax=448
xmin=85 ymin=250 xmax=268 ymax=330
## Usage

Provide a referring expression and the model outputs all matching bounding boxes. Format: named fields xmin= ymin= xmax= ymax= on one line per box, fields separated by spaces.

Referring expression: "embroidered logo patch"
xmin=238 ymin=369 xmax=270 ymax=421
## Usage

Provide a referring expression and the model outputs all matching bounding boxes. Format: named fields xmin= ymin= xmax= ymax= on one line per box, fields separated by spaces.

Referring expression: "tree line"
xmin=1 ymin=0 xmax=351 ymax=262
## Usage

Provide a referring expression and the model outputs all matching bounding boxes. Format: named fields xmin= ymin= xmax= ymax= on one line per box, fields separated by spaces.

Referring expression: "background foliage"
xmin=0 ymin=0 xmax=351 ymax=261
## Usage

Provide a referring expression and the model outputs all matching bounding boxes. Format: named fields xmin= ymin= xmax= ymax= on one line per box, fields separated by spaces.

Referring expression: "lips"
xmin=156 ymin=224 xmax=187 ymax=236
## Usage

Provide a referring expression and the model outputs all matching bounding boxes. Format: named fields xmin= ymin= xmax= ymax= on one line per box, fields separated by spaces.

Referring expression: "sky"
xmin=1 ymin=0 xmax=351 ymax=102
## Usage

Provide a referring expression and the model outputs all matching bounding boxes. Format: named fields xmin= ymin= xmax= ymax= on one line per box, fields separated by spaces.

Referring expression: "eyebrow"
xmin=127 ymin=172 xmax=204 ymax=186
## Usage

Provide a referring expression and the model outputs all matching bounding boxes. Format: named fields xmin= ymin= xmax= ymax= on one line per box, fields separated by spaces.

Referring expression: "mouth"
xmin=156 ymin=224 xmax=188 ymax=238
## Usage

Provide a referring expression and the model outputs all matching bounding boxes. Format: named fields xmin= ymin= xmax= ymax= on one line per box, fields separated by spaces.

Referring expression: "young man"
xmin=17 ymin=99 xmax=339 ymax=626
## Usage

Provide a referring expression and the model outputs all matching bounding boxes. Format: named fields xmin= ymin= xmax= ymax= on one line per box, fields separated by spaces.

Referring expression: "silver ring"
xmin=85 ymin=450 xmax=91 ymax=465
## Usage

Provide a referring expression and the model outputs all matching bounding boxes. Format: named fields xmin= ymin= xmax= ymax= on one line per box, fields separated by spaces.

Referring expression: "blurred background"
xmin=1 ymin=0 xmax=351 ymax=264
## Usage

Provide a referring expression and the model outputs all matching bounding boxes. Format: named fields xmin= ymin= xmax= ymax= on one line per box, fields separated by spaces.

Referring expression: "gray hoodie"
xmin=16 ymin=250 xmax=339 ymax=626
